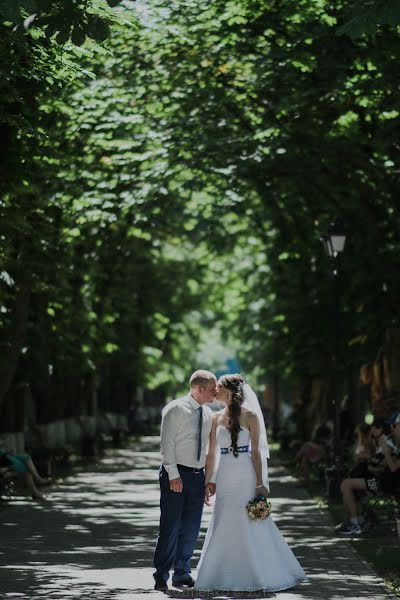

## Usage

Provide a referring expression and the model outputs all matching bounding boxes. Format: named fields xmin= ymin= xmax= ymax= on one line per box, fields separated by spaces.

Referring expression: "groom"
xmin=153 ymin=370 xmax=217 ymax=591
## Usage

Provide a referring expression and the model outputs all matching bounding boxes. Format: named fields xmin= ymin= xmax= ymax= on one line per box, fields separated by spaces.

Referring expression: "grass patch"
xmin=353 ymin=539 xmax=400 ymax=597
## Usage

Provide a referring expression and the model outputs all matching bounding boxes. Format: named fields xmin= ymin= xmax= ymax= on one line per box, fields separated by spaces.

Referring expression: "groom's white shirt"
xmin=160 ymin=393 xmax=214 ymax=483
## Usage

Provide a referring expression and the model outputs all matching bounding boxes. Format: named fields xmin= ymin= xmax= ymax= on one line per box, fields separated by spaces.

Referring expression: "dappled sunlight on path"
xmin=0 ymin=437 xmax=395 ymax=599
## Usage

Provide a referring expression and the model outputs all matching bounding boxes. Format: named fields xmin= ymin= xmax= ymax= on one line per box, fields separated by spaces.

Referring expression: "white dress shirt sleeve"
xmin=160 ymin=404 xmax=180 ymax=481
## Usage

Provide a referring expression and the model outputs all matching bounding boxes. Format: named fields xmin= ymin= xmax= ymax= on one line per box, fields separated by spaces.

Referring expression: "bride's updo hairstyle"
xmin=219 ymin=373 xmax=245 ymax=457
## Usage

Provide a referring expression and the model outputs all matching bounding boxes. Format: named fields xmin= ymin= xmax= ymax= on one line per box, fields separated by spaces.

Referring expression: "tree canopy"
xmin=1 ymin=0 xmax=400 ymax=428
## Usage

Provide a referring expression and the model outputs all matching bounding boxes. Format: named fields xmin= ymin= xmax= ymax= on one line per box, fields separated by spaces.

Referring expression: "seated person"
xmin=291 ymin=424 xmax=331 ymax=484
xmin=349 ymin=423 xmax=374 ymax=478
xmin=336 ymin=414 xmax=400 ymax=535
xmin=0 ymin=439 xmax=50 ymax=500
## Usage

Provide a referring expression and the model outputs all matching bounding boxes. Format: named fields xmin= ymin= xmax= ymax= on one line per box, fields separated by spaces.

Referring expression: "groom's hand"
xmin=170 ymin=477 xmax=183 ymax=493
xmin=204 ymin=483 xmax=216 ymax=505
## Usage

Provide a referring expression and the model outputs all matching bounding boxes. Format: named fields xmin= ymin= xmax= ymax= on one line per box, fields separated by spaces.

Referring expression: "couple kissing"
xmin=153 ymin=369 xmax=306 ymax=593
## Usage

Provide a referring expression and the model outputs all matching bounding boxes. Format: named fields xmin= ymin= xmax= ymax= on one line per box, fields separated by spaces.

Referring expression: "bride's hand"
xmin=205 ymin=483 xmax=216 ymax=505
xmin=255 ymin=485 xmax=269 ymax=497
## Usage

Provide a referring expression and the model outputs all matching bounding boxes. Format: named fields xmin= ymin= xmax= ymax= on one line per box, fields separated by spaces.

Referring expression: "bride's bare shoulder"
xmin=241 ymin=408 xmax=256 ymax=417
xmin=242 ymin=409 xmax=257 ymax=427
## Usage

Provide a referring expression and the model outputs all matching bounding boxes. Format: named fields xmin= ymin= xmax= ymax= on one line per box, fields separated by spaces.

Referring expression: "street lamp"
xmin=321 ymin=221 xmax=346 ymax=499
xmin=321 ymin=224 xmax=346 ymax=271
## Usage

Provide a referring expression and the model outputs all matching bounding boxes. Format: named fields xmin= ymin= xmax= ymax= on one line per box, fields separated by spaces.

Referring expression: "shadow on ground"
xmin=0 ymin=438 xmax=394 ymax=599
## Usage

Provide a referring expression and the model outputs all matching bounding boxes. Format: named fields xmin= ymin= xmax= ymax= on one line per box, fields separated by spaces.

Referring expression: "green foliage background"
xmin=1 ymin=0 xmax=400 ymax=422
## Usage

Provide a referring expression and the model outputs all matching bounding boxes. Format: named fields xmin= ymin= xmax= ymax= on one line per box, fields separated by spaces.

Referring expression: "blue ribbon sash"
xmin=220 ymin=445 xmax=250 ymax=455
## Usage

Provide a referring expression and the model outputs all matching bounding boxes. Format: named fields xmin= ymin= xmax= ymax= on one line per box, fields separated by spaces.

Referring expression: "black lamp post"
xmin=321 ymin=221 xmax=346 ymax=499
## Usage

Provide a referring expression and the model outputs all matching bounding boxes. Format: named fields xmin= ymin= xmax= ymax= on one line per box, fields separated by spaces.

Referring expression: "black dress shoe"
xmin=172 ymin=576 xmax=195 ymax=588
xmin=154 ymin=577 xmax=168 ymax=591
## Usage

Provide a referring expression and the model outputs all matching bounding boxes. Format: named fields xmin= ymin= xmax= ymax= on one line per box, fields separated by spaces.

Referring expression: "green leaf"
xmin=106 ymin=0 xmax=123 ymax=6
xmin=104 ymin=343 xmax=119 ymax=354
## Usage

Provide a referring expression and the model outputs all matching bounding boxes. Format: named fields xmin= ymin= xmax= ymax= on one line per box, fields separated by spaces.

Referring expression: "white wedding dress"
xmin=194 ymin=425 xmax=307 ymax=592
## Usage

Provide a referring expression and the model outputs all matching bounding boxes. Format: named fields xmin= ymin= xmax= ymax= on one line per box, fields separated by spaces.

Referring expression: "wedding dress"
xmin=194 ymin=425 xmax=307 ymax=592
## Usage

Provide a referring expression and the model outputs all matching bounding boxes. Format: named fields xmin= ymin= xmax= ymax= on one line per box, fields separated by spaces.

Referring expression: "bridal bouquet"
xmin=246 ymin=495 xmax=271 ymax=520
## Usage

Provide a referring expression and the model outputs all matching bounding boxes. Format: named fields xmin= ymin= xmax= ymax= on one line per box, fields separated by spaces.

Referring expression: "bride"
xmin=194 ymin=373 xmax=307 ymax=593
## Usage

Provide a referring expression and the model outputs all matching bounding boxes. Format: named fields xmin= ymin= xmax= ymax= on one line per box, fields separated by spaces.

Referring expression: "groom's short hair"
xmin=189 ymin=370 xmax=216 ymax=388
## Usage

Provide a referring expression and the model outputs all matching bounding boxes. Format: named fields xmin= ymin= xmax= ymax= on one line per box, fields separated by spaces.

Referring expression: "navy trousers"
xmin=153 ymin=464 xmax=205 ymax=582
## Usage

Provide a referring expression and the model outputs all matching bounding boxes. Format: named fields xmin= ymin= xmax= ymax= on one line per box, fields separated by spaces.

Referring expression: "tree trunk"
xmin=0 ymin=279 xmax=31 ymax=411
xmin=384 ymin=327 xmax=400 ymax=398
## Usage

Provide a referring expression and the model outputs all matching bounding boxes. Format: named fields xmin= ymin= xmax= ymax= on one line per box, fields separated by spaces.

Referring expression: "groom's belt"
xmin=220 ymin=445 xmax=250 ymax=455
xmin=177 ymin=464 xmax=204 ymax=474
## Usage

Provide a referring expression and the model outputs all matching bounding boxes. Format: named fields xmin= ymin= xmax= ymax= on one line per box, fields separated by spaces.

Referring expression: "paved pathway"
xmin=0 ymin=436 xmax=396 ymax=600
